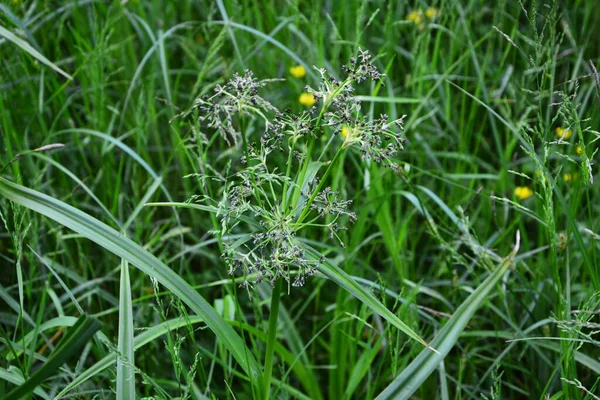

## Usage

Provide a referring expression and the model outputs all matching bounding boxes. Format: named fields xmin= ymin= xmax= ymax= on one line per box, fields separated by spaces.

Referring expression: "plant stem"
xmin=290 ymin=138 xmax=316 ymax=208
xmin=263 ymin=278 xmax=283 ymax=400
xmin=296 ymin=147 xmax=345 ymax=225
xmin=281 ymin=136 xmax=296 ymax=211
xmin=240 ymin=118 xmax=263 ymax=208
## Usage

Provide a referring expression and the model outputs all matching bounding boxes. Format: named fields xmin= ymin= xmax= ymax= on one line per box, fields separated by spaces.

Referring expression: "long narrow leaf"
xmin=4 ymin=315 xmax=101 ymax=400
xmin=0 ymin=368 xmax=50 ymax=400
xmin=0 ymin=177 xmax=262 ymax=386
xmin=7 ymin=316 xmax=77 ymax=361
xmin=55 ymin=316 xmax=302 ymax=398
xmin=146 ymin=201 xmax=260 ymax=229
xmin=375 ymin=248 xmax=516 ymax=399
xmin=147 ymin=201 xmax=432 ymax=350
xmin=301 ymin=244 xmax=434 ymax=351
xmin=0 ymin=24 xmax=72 ymax=80
xmin=117 ymin=260 xmax=135 ymax=400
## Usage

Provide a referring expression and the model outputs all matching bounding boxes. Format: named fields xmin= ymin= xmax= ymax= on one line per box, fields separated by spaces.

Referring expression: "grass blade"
xmin=215 ymin=0 xmax=245 ymax=69
xmin=32 ymin=153 xmax=121 ymax=228
xmin=0 ymin=177 xmax=262 ymax=386
xmin=448 ymin=80 xmax=598 ymax=289
xmin=375 ymin=235 xmax=518 ymax=400
xmin=7 ymin=316 xmax=78 ymax=361
xmin=0 ymin=367 xmax=50 ymax=400
xmin=0 ymin=24 xmax=72 ymax=80
xmin=4 ymin=315 xmax=101 ymax=400
xmin=117 ymin=259 xmax=135 ymax=400
xmin=147 ymin=201 xmax=431 ymax=350
xmin=0 ymin=4 xmax=41 ymax=51
xmin=209 ymin=20 xmax=317 ymax=80
xmin=300 ymin=243 xmax=434 ymax=351
xmin=123 ymin=177 xmax=162 ymax=232
xmin=54 ymin=315 xmax=317 ymax=399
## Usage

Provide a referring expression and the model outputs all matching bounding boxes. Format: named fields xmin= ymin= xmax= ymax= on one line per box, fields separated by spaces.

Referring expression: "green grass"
xmin=1 ymin=0 xmax=600 ymax=398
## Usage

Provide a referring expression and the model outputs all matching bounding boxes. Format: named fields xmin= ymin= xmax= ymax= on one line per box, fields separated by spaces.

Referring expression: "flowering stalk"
xmin=263 ymin=278 xmax=282 ymax=400
xmin=180 ymin=48 xmax=403 ymax=290
xmin=174 ymin=49 xmax=408 ymax=396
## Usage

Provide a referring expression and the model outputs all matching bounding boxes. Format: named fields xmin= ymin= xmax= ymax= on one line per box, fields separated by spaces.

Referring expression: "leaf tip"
xmin=427 ymin=343 xmax=440 ymax=354
xmin=507 ymin=229 xmax=521 ymax=260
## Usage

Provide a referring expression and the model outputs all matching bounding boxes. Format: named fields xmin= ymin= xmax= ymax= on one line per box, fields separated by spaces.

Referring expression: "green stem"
xmin=290 ymin=79 xmax=352 ymax=214
xmin=240 ymin=119 xmax=263 ymax=208
xmin=296 ymin=147 xmax=345 ymax=225
xmin=290 ymin=138 xmax=316 ymax=208
xmin=263 ymin=279 xmax=283 ymax=400
xmin=281 ymin=137 xmax=296 ymax=211
xmin=289 ymin=85 xmax=338 ymax=209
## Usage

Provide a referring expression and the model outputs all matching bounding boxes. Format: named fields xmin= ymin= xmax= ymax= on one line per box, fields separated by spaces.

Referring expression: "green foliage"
xmin=4 ymin=315 xmax=101 ymax=400
xmin=1 ymin=0 xmax=600 ymax=399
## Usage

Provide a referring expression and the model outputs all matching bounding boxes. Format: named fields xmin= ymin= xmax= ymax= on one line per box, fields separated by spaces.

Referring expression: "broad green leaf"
xmin=375 ymin=254 xmax=514 ymax=400
xmin=117 ymin=260 xmax=135 ymax=400
xmin=0 ymin=177 xmax=262 ymax=388
xmin=4 ymin=315 xmax=101 ymax=400
xmin=0 ymin=24 xmax=72 ymax=80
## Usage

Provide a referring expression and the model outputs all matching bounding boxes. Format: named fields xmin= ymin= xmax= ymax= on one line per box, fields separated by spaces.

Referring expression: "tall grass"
xmin=1 ymin=0 xmax=599 ymax=398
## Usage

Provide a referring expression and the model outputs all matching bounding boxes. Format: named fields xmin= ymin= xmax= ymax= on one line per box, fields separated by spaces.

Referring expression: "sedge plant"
xmin=169 ymin=48 xmax=407 ymax=398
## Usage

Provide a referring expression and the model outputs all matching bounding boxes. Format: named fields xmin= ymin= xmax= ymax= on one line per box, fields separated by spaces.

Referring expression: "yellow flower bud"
xmin=299 ymin=92 xmax=315 ymax=107
xmin=289 ymin=65 xmax=306 ymax=79
xmin=555 ymin=127 xmax=572 ymax=140
xmin=406 ymin=10 xmax=423 ymax=25
xmin=514 ymin=186 xmax=533 ymax=200
xmin=425 ymin=7 xmax=439 ymax=19
xmin=341 ymin=125 xmax=349 ymax=139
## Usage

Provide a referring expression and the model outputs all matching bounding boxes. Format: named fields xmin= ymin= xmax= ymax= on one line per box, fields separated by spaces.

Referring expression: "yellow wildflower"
xmin=425 ymin=7 xmax=439 ymax=19
xmin=289 ymin=65 xmax=306 ymax=79
xmin=563 ymin=173 xmax=578 ymax=182
xmin=576 ymin=145 xmax=583 ymax=155
xmin=514 ymin=186 xmax=533 ymax=200
xmin=299 ymin=92 xmax=315 ymax=107
xmin=341 ymin=125 xmax=349 ymax=139
xmin=563 ymin=173 xmax=572 ymax=182
xmin=406 ymin=10 xmax=423 ymax=25
xmin=555 ymin=127 xmax=572 ymax=140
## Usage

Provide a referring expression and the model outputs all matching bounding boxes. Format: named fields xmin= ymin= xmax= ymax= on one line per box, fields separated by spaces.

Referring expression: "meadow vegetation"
xmin=1 ymin=0 xmax=600 ymax=399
